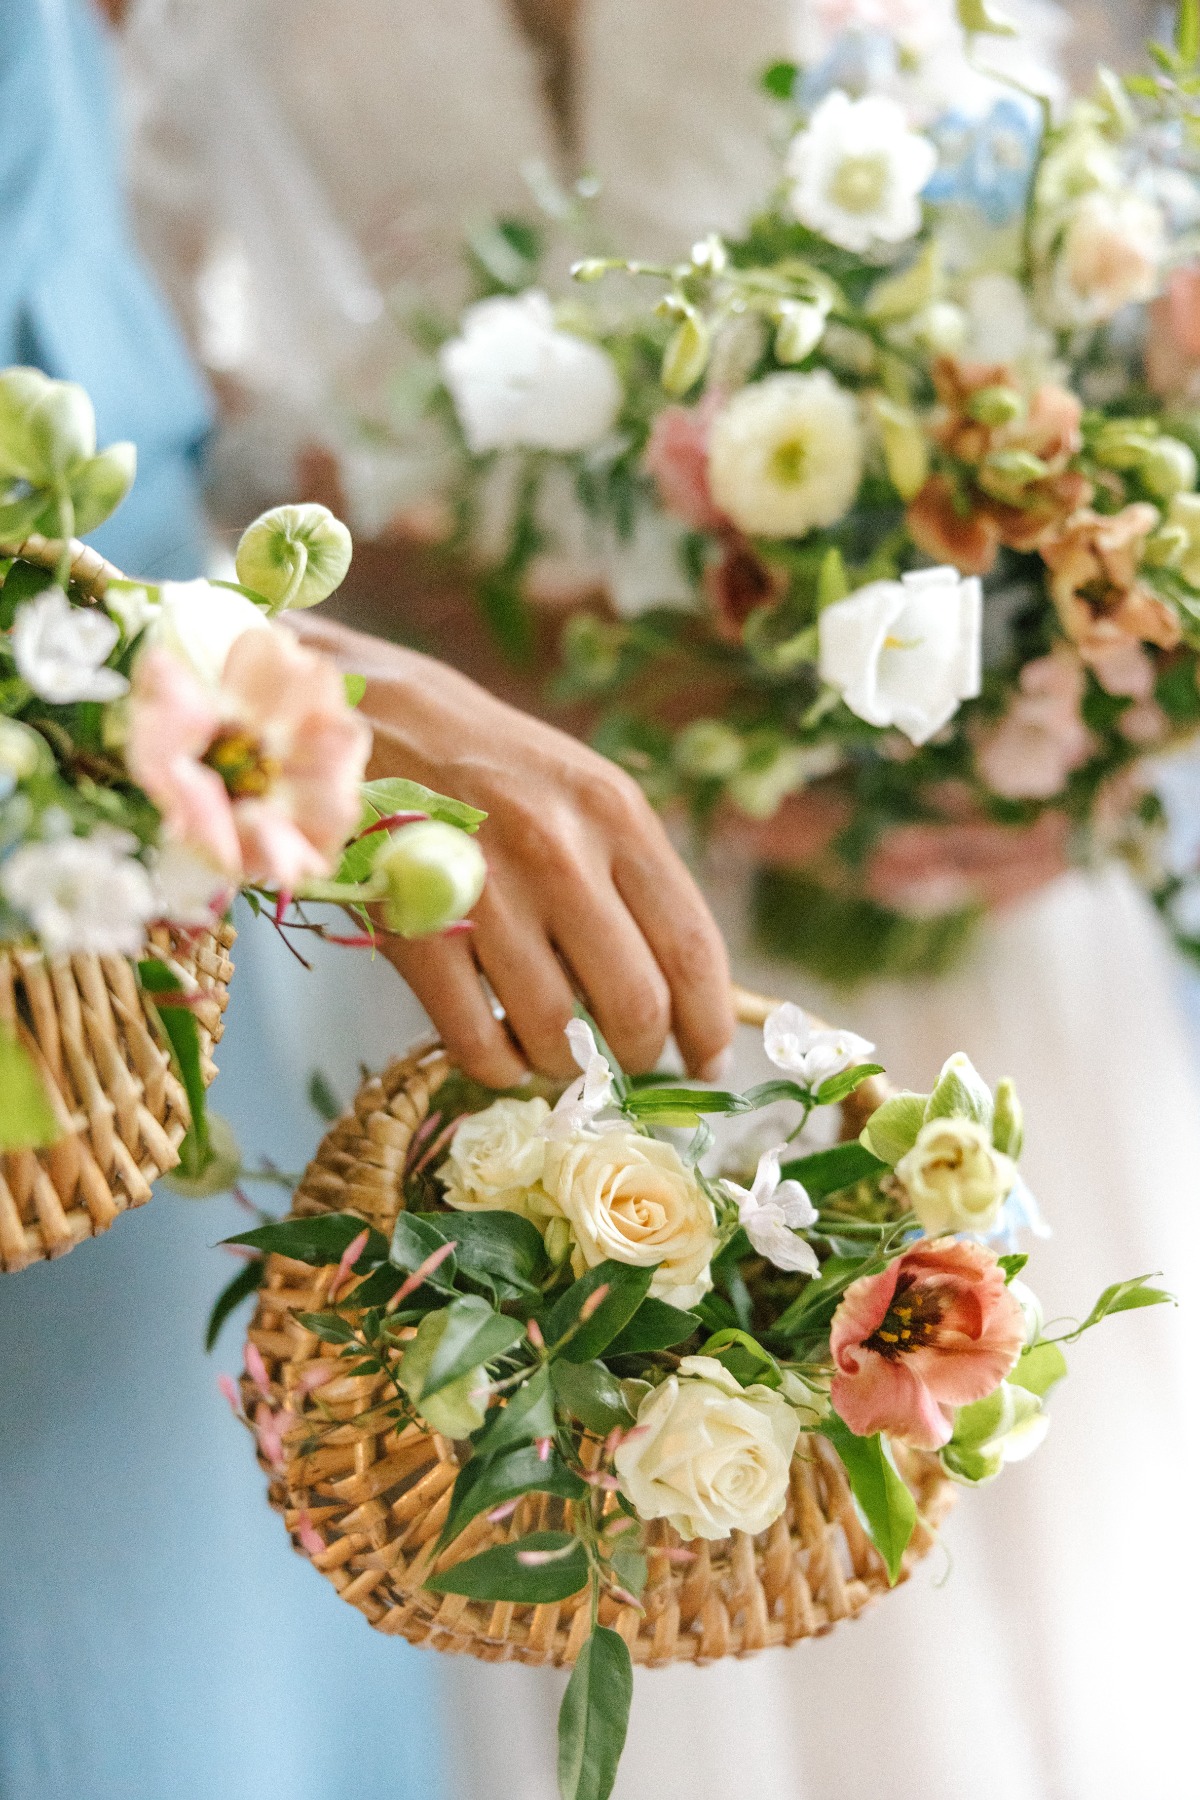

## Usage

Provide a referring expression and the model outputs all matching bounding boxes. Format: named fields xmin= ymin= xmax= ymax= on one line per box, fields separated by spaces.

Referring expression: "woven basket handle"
xmin=731 ymin=981 xmax=889 ymax=1125
xmin=2 ymin=533 xmax=123 ymax=600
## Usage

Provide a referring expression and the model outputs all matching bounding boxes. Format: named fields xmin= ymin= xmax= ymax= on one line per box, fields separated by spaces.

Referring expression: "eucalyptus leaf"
xmin=545 ymin=1261 xmax=654 ymax=1363
xmin=822 ymin=1417 xmax=916 ymax=1585
xmin=557 ymin=1626 xmax=633 ymax=1800
xmin=426 ymin=1531 xmax=588 ymax=1603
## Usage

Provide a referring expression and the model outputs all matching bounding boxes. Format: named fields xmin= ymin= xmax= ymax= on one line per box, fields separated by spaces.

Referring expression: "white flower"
xmin=603 ymin=515 xmax=696 ymax=618
xmin=722 ymin=1146 xmax=819 ymax=1274
xmin=763 ymin=1001 xmax=876 ymax=1090
xmin=544 ymin=1126 xmax=716 ymax=1308
xmin=1046 ymin=191 xmax=1166 ymax=328
xmin=786 ymin=91 xmax=936 ymax=254
xmin=439 ymin=1096 xmax=559 ymax=1224
xmin=144 ymin=579 xmax=269 ymax=689
xmin=894 ymin=1116 xmax=1017 ymax=1237
xmin=11 ymin=588 xmax=128 ymax=704
xmin=818 ymin=565 xmax=982 ymax=746
xmin=548 ymin=1018 xmax=615 ymax=1137
xmin=707 ymin=372 xmax=864 ymax=539
xmin=150 ymin=841 xmax=235 ymax=927
xmin=1 ymin=830 xmax=156 ymax=955
xmin=613 ymin=1355 xmax=800 ymax=1540
xmin=439 ymin=291 xmax=622 ymax=455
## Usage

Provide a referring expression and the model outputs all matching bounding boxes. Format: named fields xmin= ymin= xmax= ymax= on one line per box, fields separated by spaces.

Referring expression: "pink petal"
xmin=217 ymin=1373 xmax=241 ymax=1413
xmin=831 ymin=1352 xmax=953 ymax=1451
xmin=329 ymin=1228 xmax=370 ymax=1301
xmin=829 ymin=1261 xmax=901 ymax=1371
xmin=295 ymin=1511 xmax=326 ymax=1557
xmin=233 ymin=801 xmax=329 ymax=888
xmin=245 ymin=1341 xmax=272 ymax=1399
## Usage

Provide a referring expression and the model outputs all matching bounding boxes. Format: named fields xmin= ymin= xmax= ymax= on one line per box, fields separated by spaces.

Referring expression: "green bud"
xmin=571 ymin=258 xmax=612 ymax=283
xmin=940 ymin=1381 xmax=1047 ymax=1486
xmin=69 ymin=443 xmax=137 ymax=535
xmin=0 ymin=717 xmax=45 ymax=785
xmin=966 ymin=385 xmax=1025 ymax=427
xmin=673 ymin=718 xmax=744 ymax=780
xmin=374 ymin=819 xmax=487 ymax=938
xmin=235 ymin=503 xmax=353 ymax=611
xmin=544 ymin=1216 xmax=574 ymax=1267
xmin=661 ymin=313 xmax=711 ymax=397
xmin=1140 ymin=437 xmax=1198 ymax=503
xmin=977 ymin=449 xmax=1049 ymax=498
xmin=0 ymin=366 xmax=52 ymax=481
xmin=416 ymin=1367 xmax=489 ymax=1439
xmin=160 ymin=1113 xmax=242 ymax=1198
xmin=859 ymin=1090 xmax=928 ymax=1165
xmin=27 ymin=380 xmax=96 ymax=478
xmin=774 ymin=300 xmax=827 ymax=365
xmin=1091 ymin=420 xmax=1158 ymax=471
xmin=991 ymin=1076 xmax=1024 ymax=1157
xmin=925 ymin=1051 xmax=993 ymax=1128
xmin=690 ymin=234 xmax=728 ymax=274
xmin=869 ymin=394 xmax=930 ymax=500
xmin=1142 ymin=522 xmax=1189 ymax=568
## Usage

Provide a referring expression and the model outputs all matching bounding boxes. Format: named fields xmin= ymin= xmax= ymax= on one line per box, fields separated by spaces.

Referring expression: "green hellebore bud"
xmin=235 ymin=502 xmax=353 ymax=611
xmin=27 ymin=380 xmax=96 ymax=478
xmin=991 ymin=1076 xmax=1023 ymax=1157
xmin=966 ymin=385 xmax=1025 ymax=428
xmin=925 ymin=1050 xmax=994 ymax=1129
xmin=661 ymin=313 xmax=711 ymax=397
xmin=374 ymin=819 xmax=486 ymax=938
xmin=1140 ymin=437 xmax=1198 ymax=503
xmin=858 ymin=1090 xmax=928 ymax=1165
xmin=673 ymin=718 xmax=745 ymax=781
xmin=0 ymin=366 xmax=52 ymax=481
xmin=416 ymin=1367 xmax=490 ymax=1439
xmin=1091 ymin=420 xmax=1157 ymax=471
xmin=70 ymin=443 xmax=137 ymax=535
xmin=977 ymin=449 xmax=1049 ymax=500
xmin=774 ymin=301 xmax=827 ymax=365
xmin=940 ymin=1381 xmax=1047 ymax=1486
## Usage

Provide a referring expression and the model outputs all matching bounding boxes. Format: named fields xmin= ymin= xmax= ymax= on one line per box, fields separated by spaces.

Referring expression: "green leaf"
xmin=611 ymin=1543 xmax=648 ymax=1600
xmin=1072 ymin=1273 xmax=1174 ymax=1337
xmin=552 ymin=1359 xmax=632 ymax=1435
xmin=545 ymin=1261 xmax=655 ymax=1363
xmin=308 ymin=1070 xmax=342 ymax=1121
xmin=0 ymin=1027 xmax=59 ymax=1151
xmin=426 ymin=1531 xmax=589 ymax=1603
xmin=295 ymin=1311 xmax=358 ymax=1344
xmin=603 ymin=1298 xmax=701 ymax=1358
xmin=997 ymin=1253 xmax=1028 ymax=1284
xmin=342 ymin=672 xmax=367 ymax=707
xmin=815 ymin=1064 xmax=885 ymax=1108
xmin=412 ymin=1207 xmax=548 ymax=1298
xmin=389 ymin=1210 xmax=459 ymax=1290
xmin=622 ymin=1085 xmax=749 ymax=1127
xmin=1011 ymin=1339 xmax=1068 ymax=1399
xmin=226 ymin=1212 xmax=389 ymax=1268
xmin=760 ymin=58 xmax=798 ymax=100
xmin=821 ymin=1417 xmax=916 ymax=1585
xmin=360 ymin=776 xmax=486 ymax=834
xmin=780 ymin=1141 xmax=888 ymax=1199
xmin=401 ymin=1296 xmax=526 ymax=1400
xmin=139 ymin=958 xmax=210 ymax=1173
xmin=205 ymin=1258 xmax=265 ymax=1352
xmin=858 ymin=1092 xmax=928 ymax=1166
xmin=439 ymin=1442 xmax=587 ymax=1551
xmin=816 ymin=544 xmax=851 ymax=611
xmin=697 ymin=1327 xmax=781 ymax=1389
xmin=769 ymin=1254 xmax=878 ymax=1344
xmin=472 ymin=1364 xmax=557 ymax=1457
xmin=557 ymin=1625 xmax=633 ymax=1800
xmin=1179 ymin=0 xmax=1200 ymax=65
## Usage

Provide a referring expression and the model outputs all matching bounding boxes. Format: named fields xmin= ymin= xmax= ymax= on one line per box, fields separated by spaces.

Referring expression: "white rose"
xmin=1047 ymin=190 xmax=1165 ymax=328
xmin=894 ymin=1116 xmax=1017 ymax=1237
xmin=818 ymin=565 xmax=982 ymax=746
xmin=614 ymin=1355 xmax=800 ymax=1540
xmin=708 ymin=371 xmax=864 ymax=539
xmin=145 ymin=579 xmax=269 ymax=688
xmin=439 ymin=1097 xmax=559 ymax=1224
xmin=439 ymin=291 xmax=622 ymax=455
xmin=785 ymin=90 xmax=936 ymax=255
xmin=544 ymin=1127 xmax=716 ymax=1308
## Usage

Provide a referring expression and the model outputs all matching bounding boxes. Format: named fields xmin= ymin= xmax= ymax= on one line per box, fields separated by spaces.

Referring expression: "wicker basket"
xmin=0 ymin=535 xmax=236 ymax=1272
xmin=243 ymin=988 xmax=955 ymax=1668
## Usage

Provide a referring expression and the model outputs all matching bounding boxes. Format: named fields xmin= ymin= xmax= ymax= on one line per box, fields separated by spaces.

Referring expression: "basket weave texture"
xmin=0 ymin=921 xmax=236 ymax=1272
xmin=244 ymin=1008 xmax=955 ymax=1669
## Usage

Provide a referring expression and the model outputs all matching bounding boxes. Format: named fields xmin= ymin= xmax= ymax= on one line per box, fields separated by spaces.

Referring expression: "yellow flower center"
xmin=770 ymin=435 xmax=809 ymax=487
xmin=829 ymin=152 xmax=890 ymax=215
xmin=204 ymin=727 xmax=280 ymax=798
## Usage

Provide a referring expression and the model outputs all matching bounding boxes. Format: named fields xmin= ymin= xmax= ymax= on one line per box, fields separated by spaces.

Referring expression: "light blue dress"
xmin=0 ymin=5 xmax=446 ymax=1795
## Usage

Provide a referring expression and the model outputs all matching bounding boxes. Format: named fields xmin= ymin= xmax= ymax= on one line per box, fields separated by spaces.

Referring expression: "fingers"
xmin=377 ymin=931 xmax=527 ymax=1089
xmin=549 ymin=877 xmax=673 ymax=1076
xmin=470 ymin=884 xmax=579 ymax=1079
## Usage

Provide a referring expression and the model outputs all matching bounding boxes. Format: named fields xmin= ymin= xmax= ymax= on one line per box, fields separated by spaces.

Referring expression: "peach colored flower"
xmin=1040 ymin=504 xmax=1181 ymax=691
xmin=127 ymin=628 xmax=370 ymax=889
xmin=1146 ymin=265 xmax=1200 ymax=402
xmin=830 ymin=1237 xmax=1025 ymax=1450
xmin=929 ymin=357 xmax=1017 ymax=464
xmin=1119 ymin=697 xmax=1170 ymax=745
xmin=974 ymin=648 xmax=1096 ymax=800
xmin=643 ymin=394 xmax=726 ymax=531
xmin=907 ymin=474 xmax=1003 ymax=575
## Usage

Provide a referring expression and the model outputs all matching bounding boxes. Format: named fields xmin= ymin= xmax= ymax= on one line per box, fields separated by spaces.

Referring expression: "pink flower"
xmin=127 ymin=628 xmax=370 ymax=891
xmin=975 ymin=648 xmax=1096 ymax=800
xmin=1119 ymin=697 xmax=1170 ymax=745
xmin=830 ymin=1237 xmax=1025 ymax=1450
xmin=1146 ymin=265 xmax=1200 ymax=401
xmin=643 ymin=395 xmax=725 ymax=531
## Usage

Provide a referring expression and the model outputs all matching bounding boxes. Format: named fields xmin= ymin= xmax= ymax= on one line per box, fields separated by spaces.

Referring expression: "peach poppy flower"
xmin=830 ymin=1237 xmax=1025 ymax=1450
xmin=127 ymin=628 xmax=371 ymax=889
xmin=643 ymin=394 xmax=726 ymax=532
xmin=1040 ymin=504 xmax=1181 ymax=690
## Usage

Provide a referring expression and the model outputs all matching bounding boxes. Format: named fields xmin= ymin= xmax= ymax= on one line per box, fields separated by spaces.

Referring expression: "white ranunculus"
xmin=818 ymin=565 xmax=982 ymax=746
xmin=614 ymin=1355 xmax=800 ymax=1540
xmin=439 ymin=291 xmax=622 ymax=456
xmin=708 ymin=371 xmax=864 ymax=539
xmin=439 ymin=1096 xmax=559 ymax=1223
xmin=895 ymin=1116 xmax=1017 ymax=1237
xmin=1047 ymin=190 xmax=1166 ymax=328
xmin=722 ymin=1146 xmax=818 ymax=1274
xmin=763 ymin=1001 xmax=876 ymax=1090
xmin=11 ymin=587 xmax=128 ymax=704
xmin=544 ymin=1126 xmax=716 ymax=1308
xmin=786 ymin=90 xmax=937 ymax=254
xmin=1 ymin=829 xmax=156 ymax=955
xmin=145 ymin=579 xmax=270 ymax=688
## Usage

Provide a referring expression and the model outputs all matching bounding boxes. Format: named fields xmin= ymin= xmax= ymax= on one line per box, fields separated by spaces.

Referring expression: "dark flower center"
xmin=204 ymin=727 xmax=279 ymax=799
xmin=865 ymin=1277 xmax=948 ymax=1360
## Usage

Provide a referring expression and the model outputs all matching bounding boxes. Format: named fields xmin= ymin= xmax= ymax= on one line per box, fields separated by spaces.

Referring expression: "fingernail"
xmin=699 ymin=1045 xmax=735 ymax=1086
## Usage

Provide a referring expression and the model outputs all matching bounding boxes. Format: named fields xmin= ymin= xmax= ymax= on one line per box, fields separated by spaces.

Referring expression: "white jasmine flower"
xmin=150 ymin=841 xmax=236 ymax=927
xmin=722 ymin=1146 xmax=819 ymax=1274
xmin=440 ymin=291 xmax=622 ymax=456
xmin=819 ymin=565 xmax=982 ymax=746
xmin=764 ymin=1001 xmax=876 ymax=1090
xmin=11 ymin=588 xmax=128 ymax=704
xmin=1 ymin=829 xmax=156 ymax=955
xmin=708 ymin=371 xmax=864 ymax=539
xmin=786 ymin=91 xmax=936 ymax=254
xmin=144 ymin=579 xmax=269 ymax=689
xmin=549 ymin=1018 xmax=615 ymax=1137
xmin=1046 ymin=191 xmax=1166 ymax=328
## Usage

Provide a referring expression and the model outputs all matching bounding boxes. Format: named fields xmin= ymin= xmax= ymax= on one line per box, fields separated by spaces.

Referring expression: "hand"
xmin=296 ymin=616 xmax=735 ymax=1087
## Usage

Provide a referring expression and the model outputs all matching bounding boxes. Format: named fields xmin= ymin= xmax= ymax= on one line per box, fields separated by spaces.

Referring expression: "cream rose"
xmin=543 ymin=1127 xmax=716 ymax=1307
xmin=614 ymin=1356 xmax=800 ymax=1540
xmin=439 ymin=1097 xmax=559 ymax=1223
xmin=894 ymin=1116 xmax=1016 ymax=1237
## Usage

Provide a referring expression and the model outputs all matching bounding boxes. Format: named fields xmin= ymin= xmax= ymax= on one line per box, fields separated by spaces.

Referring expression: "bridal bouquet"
xmin=226 ymin=1004 xmax=1167 ymax=1800
xmin=395 ymin=0 xmax=1200 ymax=979
xmin=0 ymin=364 xmax=485 ymax=1176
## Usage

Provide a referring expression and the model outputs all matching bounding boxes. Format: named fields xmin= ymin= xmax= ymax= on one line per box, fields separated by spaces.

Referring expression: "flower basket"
xmin=241 ymin=988 xmax=954 ymax=1668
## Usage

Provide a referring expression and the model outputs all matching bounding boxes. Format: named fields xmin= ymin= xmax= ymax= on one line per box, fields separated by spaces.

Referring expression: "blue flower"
xmin=925 ymin=98 xmax=1041 ymax=225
